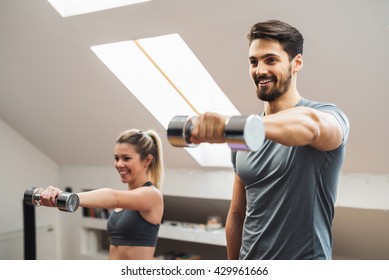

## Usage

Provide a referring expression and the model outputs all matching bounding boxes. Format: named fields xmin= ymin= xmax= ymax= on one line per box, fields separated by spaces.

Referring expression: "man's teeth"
xmin=259 ymin=79 xmax=272 ymax=84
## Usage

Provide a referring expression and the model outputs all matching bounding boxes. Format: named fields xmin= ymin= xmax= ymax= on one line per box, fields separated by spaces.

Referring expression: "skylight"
xmin=91 ymin=34 xmax=240 ymax=167
xmin=47 ymin=0 xmax=150 ymax=17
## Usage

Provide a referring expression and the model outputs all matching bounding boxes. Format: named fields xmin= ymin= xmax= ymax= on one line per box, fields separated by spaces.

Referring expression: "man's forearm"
xmin=225 ymin=211 xmax=244 ymax=259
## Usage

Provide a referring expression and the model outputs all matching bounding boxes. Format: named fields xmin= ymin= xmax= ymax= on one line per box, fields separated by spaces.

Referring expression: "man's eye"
xmin=250 ymin=60 xmax=258 ymax=67
xmin=266 ymin=58 xmax=277 ymax=64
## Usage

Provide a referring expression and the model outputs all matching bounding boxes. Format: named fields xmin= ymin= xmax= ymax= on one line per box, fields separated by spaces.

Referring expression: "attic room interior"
xmin=0 ymin=0 xmax=388 ymax=264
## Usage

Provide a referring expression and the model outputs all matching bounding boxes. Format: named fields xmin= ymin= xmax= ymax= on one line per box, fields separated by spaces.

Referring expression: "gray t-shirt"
xmin=231 ymin=98 xmax=350 ymax=259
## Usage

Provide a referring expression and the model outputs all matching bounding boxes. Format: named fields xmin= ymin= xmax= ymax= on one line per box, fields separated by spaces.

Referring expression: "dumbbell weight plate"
xmin=225 ymin=115 xmax=265 ymax=151
xmin=23 ymin=186 xmax=43 ymax=207
xmin=167 ymin=115 xmax=198 ymax=148
xmin=56 ymin=192 xmax=79 ymax=213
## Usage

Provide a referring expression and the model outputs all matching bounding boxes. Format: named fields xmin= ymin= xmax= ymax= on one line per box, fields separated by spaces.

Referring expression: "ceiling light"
xmin=47 ymin=0 xmax=150 ymax=17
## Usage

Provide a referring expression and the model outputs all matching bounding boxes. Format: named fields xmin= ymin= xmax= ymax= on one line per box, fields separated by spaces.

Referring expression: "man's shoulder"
xmin=299 ymin=98 xmax=338 ymax=110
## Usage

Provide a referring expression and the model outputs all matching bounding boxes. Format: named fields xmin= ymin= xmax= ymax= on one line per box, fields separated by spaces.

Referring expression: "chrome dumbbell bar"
xmin=167 ymin=115 xmax=265 ymax=151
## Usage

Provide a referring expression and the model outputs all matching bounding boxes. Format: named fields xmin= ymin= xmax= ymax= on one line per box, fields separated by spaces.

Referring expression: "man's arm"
xmin=190 ymin=107 xmax=344 ymax=152
xmin=225 ymin=175 xmax=246 ymax=260
xmin=262 ymin=106 xmax=344 ymax=151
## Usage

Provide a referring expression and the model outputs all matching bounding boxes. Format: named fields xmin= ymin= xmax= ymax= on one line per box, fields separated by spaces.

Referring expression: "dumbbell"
xmin=167 ymin=114 xmax=265 ymax=151
xmin=23 ymin=187 xmax=80 ymax=213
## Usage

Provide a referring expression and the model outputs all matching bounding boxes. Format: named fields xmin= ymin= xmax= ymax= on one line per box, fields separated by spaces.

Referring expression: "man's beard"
xmin=255 ymin=68 xmax=292 ymax=102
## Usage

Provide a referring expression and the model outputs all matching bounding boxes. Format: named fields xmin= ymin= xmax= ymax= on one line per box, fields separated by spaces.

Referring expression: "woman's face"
xmin=114 ymin=143 xmax=148 ymax=184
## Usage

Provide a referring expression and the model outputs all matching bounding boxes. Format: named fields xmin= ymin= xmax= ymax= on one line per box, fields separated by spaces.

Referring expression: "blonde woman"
xmin=39 ymin=129 xmax=164 ymax=260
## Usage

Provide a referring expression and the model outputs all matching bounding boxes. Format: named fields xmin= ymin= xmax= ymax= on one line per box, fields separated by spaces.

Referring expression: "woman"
xmin=39 ymin=129 xmax=164 ymax=260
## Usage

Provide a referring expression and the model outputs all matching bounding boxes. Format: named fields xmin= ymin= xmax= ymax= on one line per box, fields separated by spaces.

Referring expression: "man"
xmin=191 ymin=20 xmax=350 ymax=259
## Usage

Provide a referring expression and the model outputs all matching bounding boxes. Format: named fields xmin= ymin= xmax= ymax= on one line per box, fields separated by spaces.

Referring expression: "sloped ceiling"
xmin=0 ymin=0 xmax=388 ymax=173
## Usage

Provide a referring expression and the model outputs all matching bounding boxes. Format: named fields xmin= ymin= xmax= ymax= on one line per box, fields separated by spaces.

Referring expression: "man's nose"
xmin=255 ymin=63 xmax=268 ymax=75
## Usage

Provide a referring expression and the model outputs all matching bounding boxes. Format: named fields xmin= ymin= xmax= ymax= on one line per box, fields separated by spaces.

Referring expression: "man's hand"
xmin=190 ymin=112 xmax=228 ymax=144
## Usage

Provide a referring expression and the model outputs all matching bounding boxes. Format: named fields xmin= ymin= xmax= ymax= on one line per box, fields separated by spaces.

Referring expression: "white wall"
xmin=0 ymin=118 xmax=60 ymax=259
xmin=337 ymin=174 xmax=389 ymax=210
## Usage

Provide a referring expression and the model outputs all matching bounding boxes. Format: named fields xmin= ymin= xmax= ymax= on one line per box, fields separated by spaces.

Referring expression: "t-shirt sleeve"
xmin=309 ymin=102 xmax=350 ymax=145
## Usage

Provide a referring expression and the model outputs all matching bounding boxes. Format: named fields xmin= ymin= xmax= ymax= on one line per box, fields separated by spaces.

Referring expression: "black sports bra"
xmin=106 ymin=182 xmax=159 ymax=247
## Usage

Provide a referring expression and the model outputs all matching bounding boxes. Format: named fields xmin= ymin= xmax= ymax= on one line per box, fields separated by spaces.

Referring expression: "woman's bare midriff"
xmin=108 ymin=245 xmax=156 ymax=260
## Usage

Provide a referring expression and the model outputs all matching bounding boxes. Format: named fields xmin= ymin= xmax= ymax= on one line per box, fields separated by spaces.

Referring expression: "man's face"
xmin=249 ymin=39 xmax=293 ymax=102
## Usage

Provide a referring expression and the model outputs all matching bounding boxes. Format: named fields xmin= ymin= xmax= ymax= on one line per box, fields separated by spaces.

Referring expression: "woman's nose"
xmin=116 ymin=159 xmax=124 ymax=167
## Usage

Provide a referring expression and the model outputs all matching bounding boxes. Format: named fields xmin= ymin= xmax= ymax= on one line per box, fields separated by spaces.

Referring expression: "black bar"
xmin=23 ymin=200 xmax=36 ymax=260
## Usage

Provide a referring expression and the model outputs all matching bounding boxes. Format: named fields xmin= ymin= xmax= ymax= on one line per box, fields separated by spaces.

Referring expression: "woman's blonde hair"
xmin=116 ymin=129 xmax=164 ymax=189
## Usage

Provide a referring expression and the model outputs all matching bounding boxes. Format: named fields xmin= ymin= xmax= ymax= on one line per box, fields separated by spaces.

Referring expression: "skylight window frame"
xmin=91 ymin=34 xmax=240 ymax=167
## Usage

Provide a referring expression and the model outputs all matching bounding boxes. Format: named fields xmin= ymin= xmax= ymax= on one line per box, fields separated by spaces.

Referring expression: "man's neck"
xmin=264 ymin=89 xmax=301 ymax=115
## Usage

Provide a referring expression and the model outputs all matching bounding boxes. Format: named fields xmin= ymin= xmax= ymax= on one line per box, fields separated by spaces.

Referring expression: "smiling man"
xmin=191 ymin=20 xmax=350 ymax=259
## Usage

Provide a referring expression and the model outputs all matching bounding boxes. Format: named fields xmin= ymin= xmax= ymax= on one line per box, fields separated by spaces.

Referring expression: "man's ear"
xmin=292 ymin=54 xmax=303 ymax=73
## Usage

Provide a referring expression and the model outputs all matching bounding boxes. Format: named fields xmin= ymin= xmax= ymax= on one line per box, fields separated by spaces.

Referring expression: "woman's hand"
xmin=39 ymin=186 xmax=63 ymax=207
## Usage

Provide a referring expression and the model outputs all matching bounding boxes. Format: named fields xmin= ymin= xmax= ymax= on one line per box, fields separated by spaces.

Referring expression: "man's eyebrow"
xmin=249 ymin=53 xmax=281 ymax=60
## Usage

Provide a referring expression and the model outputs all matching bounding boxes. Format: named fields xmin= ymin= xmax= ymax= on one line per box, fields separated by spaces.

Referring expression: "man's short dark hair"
xmin=248 ymin=20 xmax=304 ymax=61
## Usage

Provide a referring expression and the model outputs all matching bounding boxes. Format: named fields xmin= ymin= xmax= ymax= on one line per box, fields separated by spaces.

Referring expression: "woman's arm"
xmin=78 ymin=187 xmax=161 ymax=211
xmin=39 ymin=185 xmax=161 ymax=212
